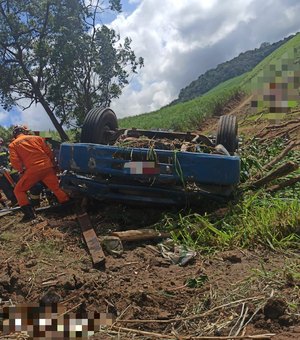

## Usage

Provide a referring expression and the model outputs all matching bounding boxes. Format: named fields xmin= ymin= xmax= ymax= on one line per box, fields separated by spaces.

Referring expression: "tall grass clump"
xmin=160 ymin=193 xmax=299 ymax=253
xmin=217 ymin=193 xmax=300 ymax=250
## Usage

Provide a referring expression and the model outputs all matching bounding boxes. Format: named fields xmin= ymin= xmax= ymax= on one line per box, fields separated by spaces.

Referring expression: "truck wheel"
xmin=81 ymin=107 xmax=118 ymax=144
xmin=216 ymin=115 xmax=238 ymax=154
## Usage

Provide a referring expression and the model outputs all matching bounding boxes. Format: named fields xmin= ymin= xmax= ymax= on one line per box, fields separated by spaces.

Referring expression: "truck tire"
xmin=216 ymin=115 xmax=238 ymax=155
xmin=81 ymin=107 xmax=118 ymax=144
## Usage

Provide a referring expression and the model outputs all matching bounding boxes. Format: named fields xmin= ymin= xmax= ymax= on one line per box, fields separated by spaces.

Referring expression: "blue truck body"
xmin=58 ymin=143 xmax=240 ymax=205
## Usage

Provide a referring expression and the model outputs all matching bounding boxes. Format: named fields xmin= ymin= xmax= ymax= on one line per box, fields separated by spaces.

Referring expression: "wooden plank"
xmin=76 ymin=212 xmax=105 ymax=266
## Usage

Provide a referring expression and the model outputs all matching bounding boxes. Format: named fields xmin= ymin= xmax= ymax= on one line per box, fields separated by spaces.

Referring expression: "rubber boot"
xmin=20 ymin=205 xmax=36 ymax=222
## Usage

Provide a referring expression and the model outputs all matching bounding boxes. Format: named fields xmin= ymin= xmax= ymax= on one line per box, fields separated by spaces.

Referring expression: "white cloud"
xmin=109 ymin=0 xmax=300 ymax=119
xmin=3 ymin=100 xmax=55 ymax=131
xmin=2 ymin=0 xmax=300 ymax=130
xmin=18 ymin=103 xmax=55 ymax=131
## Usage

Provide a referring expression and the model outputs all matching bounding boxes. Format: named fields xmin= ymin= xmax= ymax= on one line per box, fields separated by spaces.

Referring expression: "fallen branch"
xmin=265 ymin=118 xmax=300 ymax=129
xmin=41 ymin=280 xmax=58 ymax=286
xmin=110 ymin=326 xmax=172 ymax=339
xmin=249 ymin=124 xmax=270 ymax=141
xmin=250 ymin=161 xmax=299 ymax=188
xmin=254 ymin=110 xmax=268 ymax=124
xmin=110 ymin=326 xmax=275 ymax=339
xmin=261 ymin=141 xmax=298 ymax=172
xmin=116 ymin=296 xmax=264 ymax=324
xmin=111 ymin=229 xmax=170 ymax=242
xmin=260 ymin=123 xmax=300 ymax=142
xmin=266 ymin=175 xmax=300 ymax=193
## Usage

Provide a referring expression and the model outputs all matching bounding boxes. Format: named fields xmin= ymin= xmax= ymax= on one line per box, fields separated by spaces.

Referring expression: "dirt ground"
xmin=0 ymin=99 xmax=299 ymax=339
xmin=0 ymin=205 xmax=299 ymax=340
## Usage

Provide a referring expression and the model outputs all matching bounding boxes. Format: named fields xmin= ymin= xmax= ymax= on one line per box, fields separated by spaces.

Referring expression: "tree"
xmin=0 ymin=0 xmax=143 ymax=141
xmin=0 ymin=125 xmax=12 ymax=143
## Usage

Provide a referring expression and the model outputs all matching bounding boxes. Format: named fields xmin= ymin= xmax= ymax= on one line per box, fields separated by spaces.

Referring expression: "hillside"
xmin=171 ymin=34 xmax=295 ymax=105
xmin=120 ymin=32 xmax=300 ymax=131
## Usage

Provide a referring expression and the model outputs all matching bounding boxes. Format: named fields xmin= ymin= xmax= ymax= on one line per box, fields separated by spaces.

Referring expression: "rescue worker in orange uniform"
xmin=9 ymin=125 xmax=70 ymax=221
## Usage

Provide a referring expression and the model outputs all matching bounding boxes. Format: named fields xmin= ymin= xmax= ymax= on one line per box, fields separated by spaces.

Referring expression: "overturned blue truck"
xmin=58 ymin=108 xmax=240 ymax=206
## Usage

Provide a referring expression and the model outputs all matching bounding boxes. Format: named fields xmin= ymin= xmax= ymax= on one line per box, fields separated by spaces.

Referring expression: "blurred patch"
xmin=251 ymin=46 xmax=300 ymax=116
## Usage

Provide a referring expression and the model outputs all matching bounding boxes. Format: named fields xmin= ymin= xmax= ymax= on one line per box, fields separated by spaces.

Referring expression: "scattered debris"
xmin=157 ymin=239 xmax=197 ymax=266
xmin=115 ymin=135 xmax=231 ymax=155
xmin=101 ymin=236 xmax=123 ymax=256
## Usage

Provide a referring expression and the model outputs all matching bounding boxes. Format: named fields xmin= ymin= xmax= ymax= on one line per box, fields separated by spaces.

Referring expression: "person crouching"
xmin=9 ymin=125 xmax=70 ymax=222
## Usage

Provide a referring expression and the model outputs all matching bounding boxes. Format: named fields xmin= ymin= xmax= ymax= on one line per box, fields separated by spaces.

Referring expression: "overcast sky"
xmin=1 ymin=0 xmax=300 ymax=130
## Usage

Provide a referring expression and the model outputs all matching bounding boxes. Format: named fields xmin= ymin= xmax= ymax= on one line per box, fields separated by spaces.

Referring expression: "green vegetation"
xmin=0 ymin=0 xmax=143 ymax=141
xmin=172 ymin=35 xmax=294 ymax=105
xmin=161 ymin=196 xmax=299 ymax=252
xmin=120 ymin=75 xmax=244 ymax=130
xmin=156 ymin=137 xmax=300 ymax=253
xmin=158 ymin=189 xmax=299 ymax=253
xmin=0 ymin=125 xmax=12 ymax=144
xmin=120 ymin=32 xmax=300 ymax=131
xmin=241 ymin=32 xmax=300 ymax=87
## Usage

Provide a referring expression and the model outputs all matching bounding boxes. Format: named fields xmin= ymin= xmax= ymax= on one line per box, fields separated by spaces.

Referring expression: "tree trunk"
xmin=17 ymin=50 xmax=70 ymax=142
xmin=38 ymin=95 xmax=70 ymax=141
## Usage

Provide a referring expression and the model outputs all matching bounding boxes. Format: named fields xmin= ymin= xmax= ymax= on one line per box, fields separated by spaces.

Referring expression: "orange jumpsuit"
xmin=9 ymin=133 xmax=69 ymax=207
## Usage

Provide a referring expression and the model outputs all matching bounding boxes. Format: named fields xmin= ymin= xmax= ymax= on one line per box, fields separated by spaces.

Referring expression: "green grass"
xmin=241 ymin=32 xmax=300 ymax=88
xmin=119 ymin=33 xmax=300 ymax=130
xmin=158 ymin=193 xmax=299 ymax=253
xmin=155 ymin=136 xmax=300 ymax=253
xmin=15 ymin=239 xmax=63 ymax=258
xmin=0 ymin=231 xmax=17 ymax=242
xmin=119 ymin=76 xmax=244 ymax=130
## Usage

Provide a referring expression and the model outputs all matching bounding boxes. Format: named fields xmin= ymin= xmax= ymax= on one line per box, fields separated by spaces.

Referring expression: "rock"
xmin=263 ymin=297 xmax=287 ymax=320
xmin=149 ymin=257 xmax=170 ymax=267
